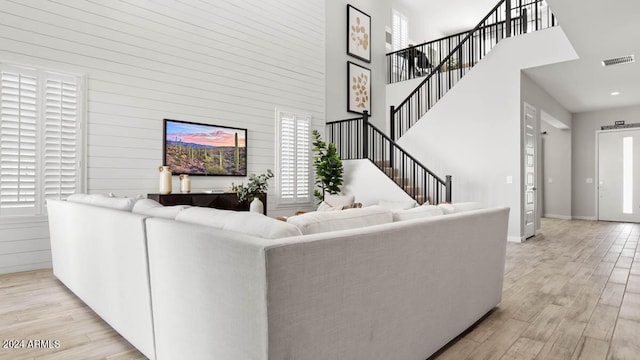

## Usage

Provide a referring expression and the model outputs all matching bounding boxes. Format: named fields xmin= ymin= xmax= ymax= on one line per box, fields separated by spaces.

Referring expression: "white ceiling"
xmin=399 ymin=0 xmax=640 ymax=113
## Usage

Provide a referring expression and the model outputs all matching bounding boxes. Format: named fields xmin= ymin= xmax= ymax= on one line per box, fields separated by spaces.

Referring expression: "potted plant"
xmin=312 ymin=130 xmax=344 ymax=202
xmin=231 ymin=169 xmax=274 ymax=213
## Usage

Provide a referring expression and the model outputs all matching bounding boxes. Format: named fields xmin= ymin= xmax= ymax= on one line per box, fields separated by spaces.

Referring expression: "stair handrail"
xmin=394 ymin=0 xmax=507 ymax=110
xmin=390 ymin=0 xmax=556 ymax=140
xmin=386 ymin=7 xmax=524 ymax=84
xmin=326 ymin=111 xmax=452 ymax=204
xmin=366 ymin=122 xmax=446 ymax=185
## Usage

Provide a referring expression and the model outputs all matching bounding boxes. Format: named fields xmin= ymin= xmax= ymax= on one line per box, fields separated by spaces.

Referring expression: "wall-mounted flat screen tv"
xmin=163 ymin=119 xmax=247 ymax=176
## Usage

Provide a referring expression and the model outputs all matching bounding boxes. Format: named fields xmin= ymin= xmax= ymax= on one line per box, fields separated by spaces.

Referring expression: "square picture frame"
xmin=347 ymin=4 xmax=371 ymax=63
xmin=347 ymin=61 xmax=371 ymax=115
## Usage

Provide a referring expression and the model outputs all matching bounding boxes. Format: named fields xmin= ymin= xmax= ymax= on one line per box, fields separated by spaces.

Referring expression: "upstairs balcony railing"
xmin=388 ymin=0 xmax=557 ymax=139
xmin=327 ymin=111 xmax=451 ymax=205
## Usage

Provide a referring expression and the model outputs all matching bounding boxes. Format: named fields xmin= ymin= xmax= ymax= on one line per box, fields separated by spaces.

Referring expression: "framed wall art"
xmin=347 ymin=4 xmax=371 ymax=62
xmin=347 ymin=61 xmax=371 ymax=115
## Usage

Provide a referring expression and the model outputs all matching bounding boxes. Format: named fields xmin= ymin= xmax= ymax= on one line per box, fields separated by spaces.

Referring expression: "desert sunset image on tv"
xmin=164 ymin=119 xmax=247 ymax=176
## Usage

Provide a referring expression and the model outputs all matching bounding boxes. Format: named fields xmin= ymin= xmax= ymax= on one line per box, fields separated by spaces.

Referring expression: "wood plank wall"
xmin=0 ymin=0 xmax=326 ymax=274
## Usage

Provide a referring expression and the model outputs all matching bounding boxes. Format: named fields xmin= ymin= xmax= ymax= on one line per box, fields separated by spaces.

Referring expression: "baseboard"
xmin=572 ymin=216 xmax=597 ymax=221
xmin=507 ymin=236 xmax=523 ymax=243
xmin=543 ymin=214 xmax=572 ymax=220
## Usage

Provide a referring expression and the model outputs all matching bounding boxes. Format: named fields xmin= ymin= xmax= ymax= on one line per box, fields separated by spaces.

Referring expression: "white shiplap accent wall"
xmin=0 ymin=0 xmax=326 ymax=274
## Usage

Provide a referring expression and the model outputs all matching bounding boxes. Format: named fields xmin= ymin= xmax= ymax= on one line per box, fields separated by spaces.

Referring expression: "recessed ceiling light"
xmin=611 ymin=91 xmax=621 ymax=96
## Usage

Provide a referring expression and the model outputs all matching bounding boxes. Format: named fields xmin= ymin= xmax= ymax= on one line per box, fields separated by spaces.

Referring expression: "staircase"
xmin=329 ymin=0 xmax=556 ymax=204
xmin=389 ymin=0 xmax=557 ymax=139
xmin=327 ymin=112 xmax=450 ymax=205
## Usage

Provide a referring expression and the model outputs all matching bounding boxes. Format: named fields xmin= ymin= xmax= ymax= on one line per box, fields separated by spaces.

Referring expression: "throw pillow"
xmin=317 ymin=201 xmax=345 ymax=211
xmin=322 ymin=194 xmax=355 ymax=209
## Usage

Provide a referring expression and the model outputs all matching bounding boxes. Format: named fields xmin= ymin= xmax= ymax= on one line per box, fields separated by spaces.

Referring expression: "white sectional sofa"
xmin=47 ymin=196 xmax=509 ymax=360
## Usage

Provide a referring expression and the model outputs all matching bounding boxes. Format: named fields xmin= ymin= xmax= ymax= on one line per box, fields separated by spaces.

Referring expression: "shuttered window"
xmin=392 ymin=9 xmax=408 ymax=51
xmin=277 ymin=110 xmax=310 ymax=205
xmin=43 ymin=74 xmax=79 ymax=202
xmin=0 ymin=64 xmax=83 ymax=217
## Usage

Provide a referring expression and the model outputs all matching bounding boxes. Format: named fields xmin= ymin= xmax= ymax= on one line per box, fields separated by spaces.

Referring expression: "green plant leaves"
xmin=231 ymin=169 xmax=274 ymax=202
xmin=312 ymin=130 xmax=344 ymax=203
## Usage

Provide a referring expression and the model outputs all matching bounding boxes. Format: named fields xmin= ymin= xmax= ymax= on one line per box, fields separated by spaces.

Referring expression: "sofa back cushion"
xmin=378 ymin=199 xmax=417 ymax=210
xmin=392 ymin=205 xmax=444 ymax=222
xmin=286 ymin=205 xmax=393 ymax=235
xmin=67 ymin=193 xmax=136 ymax=211
xmin=175 ymin=207 xmax=302 ymax=239
xmin=132 ymin=199 xmax=188 ymax=219
xmin=437 ymin=202 xmax=482 ymax=214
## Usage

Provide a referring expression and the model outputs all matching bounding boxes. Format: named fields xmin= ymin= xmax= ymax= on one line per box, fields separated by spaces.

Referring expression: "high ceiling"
xmin=400 ymin=0 xmax=640 ymax=113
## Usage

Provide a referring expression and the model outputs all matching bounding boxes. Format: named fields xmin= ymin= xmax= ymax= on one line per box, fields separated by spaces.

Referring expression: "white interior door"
xmin=598 ymin=129 xmax=640 ymax=222
xmin=524 ymin=104 xmax=536 ymax=238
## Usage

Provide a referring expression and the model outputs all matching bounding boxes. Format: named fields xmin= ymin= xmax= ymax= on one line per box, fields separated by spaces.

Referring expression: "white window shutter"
xmin=277 ymin=111 xmax=310 ymax=204
xmin=43 ymin=73 xmax=79 ymax=203
xmin=0 ymin=67 xmax=38 ymax=215
xmin=392 ymin=9 xmax=408 ymax=51
xmin=295 ymin=118 xmax=310 ymax=201
xmin=0 ymin=64 xmax=82 ymax=217
xmin=280 ymin=114 xmax=296 ymax=201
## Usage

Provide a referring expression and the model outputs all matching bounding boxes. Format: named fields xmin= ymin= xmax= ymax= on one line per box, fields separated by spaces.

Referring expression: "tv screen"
xmin=163 ymin=119 xmax=247 ymax=176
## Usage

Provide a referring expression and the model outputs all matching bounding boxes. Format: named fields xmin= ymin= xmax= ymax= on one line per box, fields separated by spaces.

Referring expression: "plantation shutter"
xmin=392 ymin=9 xmax=408 ymax=51
xmin=280 ymin=114 xmax=296 ymax=201
xmin=278 ymin=111 xmax=310 ymax=204
xmin=295 ymin=117 xmax=310 ymax=201
xmin=0 ymin=66 xmax=38 ymax=215
xmin=43 ymin=73 xmax=79 ymax=203
xmin=0 ymin=64 xmax=82 ymax=217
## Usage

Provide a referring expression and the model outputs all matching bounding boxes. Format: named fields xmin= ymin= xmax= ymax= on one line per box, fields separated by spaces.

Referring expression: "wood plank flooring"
xmin=0 ymin=269 xmax=146 ymax=359
xmin=1 ymin=218 xmax=639 ymax=359
xmin=434 ymin=218 xmax=640 ymax=360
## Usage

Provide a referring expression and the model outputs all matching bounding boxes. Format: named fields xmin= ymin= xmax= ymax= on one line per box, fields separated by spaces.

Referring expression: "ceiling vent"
xmin=602 ymin=55 xmax=635 ymax=67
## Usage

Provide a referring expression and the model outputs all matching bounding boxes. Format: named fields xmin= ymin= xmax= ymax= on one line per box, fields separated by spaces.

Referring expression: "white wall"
xmin=342 ymin=160 xmax=415 ymax=206
xmin=520 ymin=72 xmax=572 ymax=221
xmin=326 ymin=0 xmax=389 ymax=131
xmin=389 ymin=0 xmax=445 ymax=44
xmin=540 ymin=121 xmax=572 ymax=219
xmin=396 ymin=27 xmax=578 ymax=242
xmin=572 ymin=105 xmax=640 ymax=220
xmin=0 ymin=0 xmax=325 ymax=274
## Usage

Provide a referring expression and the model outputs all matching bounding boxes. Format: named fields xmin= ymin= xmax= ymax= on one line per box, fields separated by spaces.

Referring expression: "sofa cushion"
xmin=132 ymin=199 xmax=188 ymax=219
xmin=378 ymin=199 xmax=417 ymax=210
xmin=67 ymin=193 xmax=92 ymax=204
xmin=438 ymin=202 xmax=482 ymax=214
xmin=287 ymin=205 xmax=393 ymax=235
xmin=392 ymin=205 xmax=444 ymax=222
xmin=67 ymin=193 xmax=135 ymax=211
xmin=175 ymin=207 xmax=302 ymax=239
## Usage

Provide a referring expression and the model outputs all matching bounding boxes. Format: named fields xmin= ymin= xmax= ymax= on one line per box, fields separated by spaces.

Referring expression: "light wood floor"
xmin=1 ymin=218 xmax=639 ymax=359
xmin=434 ymin=218 xmax=640 ymax=360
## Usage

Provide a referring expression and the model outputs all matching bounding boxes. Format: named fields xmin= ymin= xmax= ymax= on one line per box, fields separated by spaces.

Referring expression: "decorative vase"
xmin=158 ymin=166 xmax=172 ymax=194
xmin=250 ymin=197 xmax=264 ymax=214
xmin=179 ymin=174 xmax=191 ymax=193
